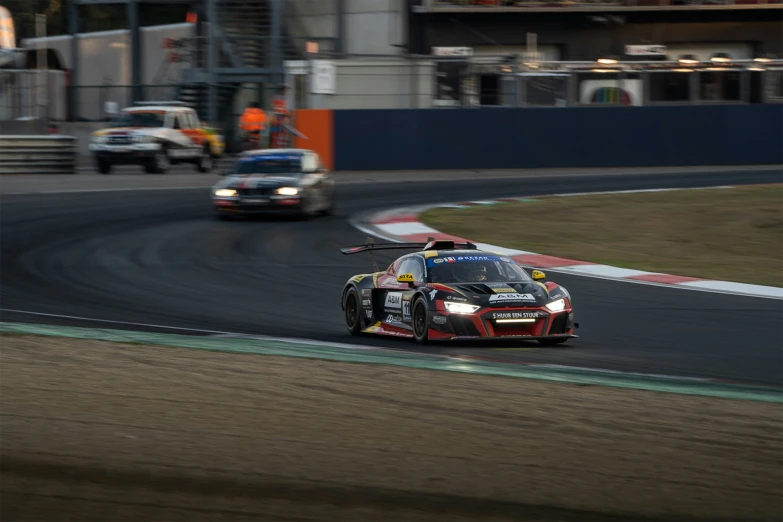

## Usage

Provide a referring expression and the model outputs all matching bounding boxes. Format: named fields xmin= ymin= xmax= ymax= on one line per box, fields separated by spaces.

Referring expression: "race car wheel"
xmin=146 ymin=148 xmax=171 ymax=174
xmin=412 ymin=297 xmax=429 ymax=344
xmin=344 ymin=288 xmax=362 ymax=336
xmin=538 ymin=338 xmax=569 ymax=347
xmin=195 ymin=145 xmax=213 ymax=173
xmin=96 ymin=159 xmax=112 ymax=175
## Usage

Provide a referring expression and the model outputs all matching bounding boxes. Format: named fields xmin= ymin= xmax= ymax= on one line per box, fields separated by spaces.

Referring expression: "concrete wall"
xmin=287 ymin=58 xmax=435 ymax=109
xmin=331 ymin=105 xmax=783 ymax=171
xmin=284 ymin=0 xmax=405 ymax=56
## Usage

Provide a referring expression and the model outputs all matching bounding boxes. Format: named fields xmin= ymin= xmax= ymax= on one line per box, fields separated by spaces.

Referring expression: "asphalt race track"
xmin=1 ymin=169 xmax=782 ymax=385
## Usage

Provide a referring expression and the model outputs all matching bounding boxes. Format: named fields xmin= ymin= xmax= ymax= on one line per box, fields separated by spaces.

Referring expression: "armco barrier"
xmin=332 ymin=105 xmax=783 ymax=171
xmin=0 ymin=135 xmax=78 ymax=174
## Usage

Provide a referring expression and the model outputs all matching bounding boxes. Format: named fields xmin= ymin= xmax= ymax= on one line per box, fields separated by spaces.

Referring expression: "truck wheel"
xmin=145 ymin=148 xmax=170 ymax=174
xmin=97 ymin=159 xmax=112 ymax=174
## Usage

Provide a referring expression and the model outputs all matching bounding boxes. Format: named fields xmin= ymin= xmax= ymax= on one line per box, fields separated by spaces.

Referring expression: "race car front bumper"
xmin=427 ymin=304 xmax=577 ymax=341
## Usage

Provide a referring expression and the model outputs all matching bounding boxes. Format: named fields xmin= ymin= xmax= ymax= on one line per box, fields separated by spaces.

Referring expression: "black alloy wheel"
xmin=344 ymin=289 xmax=361 ymax=335
xmin=412 ymin=298 xmax=429 ymax=344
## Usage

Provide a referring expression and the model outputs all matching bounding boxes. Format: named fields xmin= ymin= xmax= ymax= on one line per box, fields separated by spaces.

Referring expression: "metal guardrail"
xmin=0 ymin=135 xmax=78 ymax=174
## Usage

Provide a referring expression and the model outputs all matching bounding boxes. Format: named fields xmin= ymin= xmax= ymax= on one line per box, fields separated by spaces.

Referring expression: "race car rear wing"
xmin=341 ymin=237 xmax=478 ymax=271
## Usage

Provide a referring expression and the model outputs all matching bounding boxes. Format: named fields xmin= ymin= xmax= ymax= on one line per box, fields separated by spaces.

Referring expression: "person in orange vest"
xmin=238 ymin=102 xmax=267 ymax=149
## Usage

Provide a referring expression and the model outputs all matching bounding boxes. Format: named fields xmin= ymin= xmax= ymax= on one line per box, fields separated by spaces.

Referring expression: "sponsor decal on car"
xmin=385 ymin=292 xmax=402 ymax=308
xmin=365 ymin=310 xmax=373 ymax=319
xmin=432 ymin=315 xmax=447 ymax=325
xmin=385 ymin=313 xmax=403 ymax=324
xmin=488 ymin=293 xmax=536 ymax=303
xmin=447 ymin=295 xmax=468 ymax=301
xmin=491 ymin=311 xmax=542 ymax=320
xmin=456 ymin=256 xmax=492 ymax=262
xmin=362 ymin=299 xmax=371 ymax=306
xmin=500 ymin=257 xmax=512 ymax=263
xmin=429 ymin=289 xmax=438 ymax=300
xmin=402 ymin=301 xmax=411 ymax=320
xmin=486 ymin=283 xmax=516 ymax=293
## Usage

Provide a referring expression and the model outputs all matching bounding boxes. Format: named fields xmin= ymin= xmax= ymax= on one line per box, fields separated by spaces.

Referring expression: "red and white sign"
xmin=433 ymin=47 xmax=473 ymax=57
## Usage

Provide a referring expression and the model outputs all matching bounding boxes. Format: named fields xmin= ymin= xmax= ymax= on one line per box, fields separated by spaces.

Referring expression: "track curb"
xmin=2 ymin=321 xmax=781 ymax=403
xmin=356 ymin=186 xmax=783 ymax=300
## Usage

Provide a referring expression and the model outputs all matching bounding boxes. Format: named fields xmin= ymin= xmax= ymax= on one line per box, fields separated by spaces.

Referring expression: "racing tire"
xmin=195 ymin=145 xmax=213 ymax=173
xmin=538 ymin=338 xmax=569 ymax=347
xmin=96 ymin=159 xmax=112 ymax=175
xmin=412 ymin=297 xmax=430 ymax=344
xmin=344 ymin=288 xmax=362 ymax=336
xmin=145 ymin=147 xmax=171 ymax=174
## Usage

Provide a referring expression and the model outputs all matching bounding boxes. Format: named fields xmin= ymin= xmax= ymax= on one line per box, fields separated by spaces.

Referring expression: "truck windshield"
xmin=426 ymin=255 xmax=533 ymax=284
xmin=111 ymin=112 xmax=165 ymax=128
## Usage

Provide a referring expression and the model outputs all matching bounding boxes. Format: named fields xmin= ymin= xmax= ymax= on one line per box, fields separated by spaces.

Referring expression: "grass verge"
xmin=420 ymin=185 xmax=783 ymax=287
xmin=1 ymin=334 xmax=782 ymax=521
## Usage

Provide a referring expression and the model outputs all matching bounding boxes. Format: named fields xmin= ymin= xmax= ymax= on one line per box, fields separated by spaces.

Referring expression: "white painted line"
xmin=555 ymin=264 xmax=656 ymax=278
xmin=473 ymin=243 xmax=534 ymax=256
xmin=677 ymin=280 xmax=783 ymax=298
xmin=552 ymin=186 xmax=735 ymax=198
xmin=376 ymin=221 xmax=440 ymax=236
xmin=470 ymin=200 xmax=502 ymax=205
xmin=3 ymin=186 xmax=211 ymax=195
xmin=0 ymin=308 xmax=413 ymax=353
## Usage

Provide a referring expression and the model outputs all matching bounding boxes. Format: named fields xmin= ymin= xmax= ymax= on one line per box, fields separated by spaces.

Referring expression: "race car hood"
xmin=216 ymin=174 xmax=303 ymax=190
xmin=439 ymin=281 xmax=554 ymax=308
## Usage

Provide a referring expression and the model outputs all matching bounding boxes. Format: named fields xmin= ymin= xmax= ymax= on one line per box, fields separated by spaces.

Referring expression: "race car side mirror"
xmin=532 ymin=270 xmax=546 ymax=281
xmin=397 ymin=273 xmax=415 ymax=287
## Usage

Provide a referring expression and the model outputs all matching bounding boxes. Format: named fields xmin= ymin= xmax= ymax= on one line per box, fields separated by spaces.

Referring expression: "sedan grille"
xmin=236 ymin=187 xmax=275 ymax=196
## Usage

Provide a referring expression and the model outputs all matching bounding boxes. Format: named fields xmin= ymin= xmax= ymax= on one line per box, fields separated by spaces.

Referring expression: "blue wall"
xmin=332 ymin=105 xmax=783 ymax=171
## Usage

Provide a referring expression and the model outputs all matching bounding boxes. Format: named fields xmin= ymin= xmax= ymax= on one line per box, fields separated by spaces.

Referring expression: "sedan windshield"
xmin=232 ymin=154 xmax=303 ymax=175
xmin=427 ymin=254 xmax=533 ymax=284
xmin=111 ymin=111 xmax=165 ymax=128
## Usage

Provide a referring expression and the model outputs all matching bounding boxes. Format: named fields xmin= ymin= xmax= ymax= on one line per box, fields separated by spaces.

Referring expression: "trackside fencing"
xmin=0 ymin=135 xmax=78 ymax=174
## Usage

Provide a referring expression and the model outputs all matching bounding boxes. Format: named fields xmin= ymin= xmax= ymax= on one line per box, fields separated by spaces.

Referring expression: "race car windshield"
xmin=232 ymin=156 xmax=303 ymax=175
xmin=426 ymin=255 xmax=533 ymax=284
xmin=111 ymin=112 xmax=165 ymax=127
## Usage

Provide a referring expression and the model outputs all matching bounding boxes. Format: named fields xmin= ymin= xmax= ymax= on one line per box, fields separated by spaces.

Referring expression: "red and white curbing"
xmin=360 ymin=189 xmax=783 ymax=300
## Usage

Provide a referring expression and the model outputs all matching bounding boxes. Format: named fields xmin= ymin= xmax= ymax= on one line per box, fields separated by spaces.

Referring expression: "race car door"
xmin=378 ymin=256 xmax=424 ymax=328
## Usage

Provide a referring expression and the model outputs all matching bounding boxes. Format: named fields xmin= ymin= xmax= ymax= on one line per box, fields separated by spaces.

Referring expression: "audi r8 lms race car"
xmin=88 ymin=101 xmax=224 ymax=174
xmin=211 ymin=148 xmax=335 ymax=219
xmin=340 ymin=239 xmax=578 ymax=345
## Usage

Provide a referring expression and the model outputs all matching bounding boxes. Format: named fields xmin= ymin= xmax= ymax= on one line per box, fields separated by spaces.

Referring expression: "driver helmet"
xmin=468 ymin=264 xmax=488 ymax=282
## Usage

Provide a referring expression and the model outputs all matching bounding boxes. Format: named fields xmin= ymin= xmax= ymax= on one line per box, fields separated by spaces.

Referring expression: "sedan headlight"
xmin=214 ymin=189 xmax=237 ymax=197
xmin=444 ymin=301 xmax=480 ymax=314
xmin=545 ymin=298 xmax=566 ymax=312
xmin=276 ymin=187 xmax=299 ymax=196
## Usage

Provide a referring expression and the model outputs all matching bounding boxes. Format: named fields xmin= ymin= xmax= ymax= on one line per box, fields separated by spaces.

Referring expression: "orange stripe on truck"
xmin=293 ymin=109 xmax=333 ymax=171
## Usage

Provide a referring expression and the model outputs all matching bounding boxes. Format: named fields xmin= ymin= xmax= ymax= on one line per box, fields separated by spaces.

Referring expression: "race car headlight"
xmin=545 ymin=298 xmax=566 ymax=312
xmin=214 ymin=189 xmax=237 ymax=197
xmin=276 ymin=187 xmax=298 ymax=196
xmin=444 ymin=302 xmax=480 ymax=314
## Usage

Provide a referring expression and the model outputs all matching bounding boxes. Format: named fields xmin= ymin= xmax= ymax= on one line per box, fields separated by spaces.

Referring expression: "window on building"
xmin=699 ymin=71 xmax=741 ymax=102
xmin=648 ymin=72 xmax=691 ymax=103
xmin=479 ymin=74 xmax=500 ymax=106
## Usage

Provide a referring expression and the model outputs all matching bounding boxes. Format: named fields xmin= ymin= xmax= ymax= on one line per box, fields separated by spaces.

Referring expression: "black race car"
xmin=340 ymin=238 xmax=578 ymax=345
